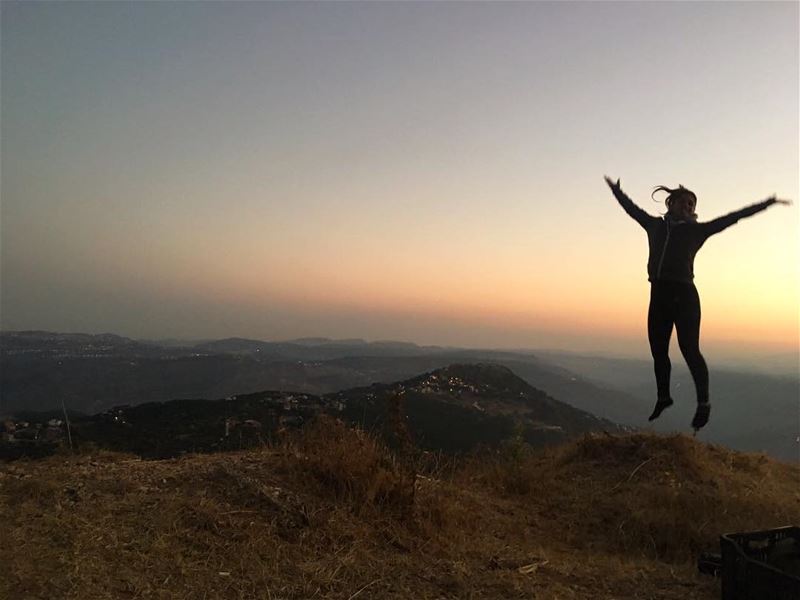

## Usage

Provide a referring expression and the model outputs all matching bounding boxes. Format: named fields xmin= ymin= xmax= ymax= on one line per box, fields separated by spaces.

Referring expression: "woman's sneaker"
xmin=648 ymin=397 xmax=674 ymax=421
xmin=692 ymin=402 xmax=711 ymax=431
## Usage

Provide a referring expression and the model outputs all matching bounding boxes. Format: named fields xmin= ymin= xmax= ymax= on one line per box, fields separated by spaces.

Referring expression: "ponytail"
xmin=651 ymin=185 xmax=679 ymax=202
xmin=652 ymin=184 xmax=697 ymax=215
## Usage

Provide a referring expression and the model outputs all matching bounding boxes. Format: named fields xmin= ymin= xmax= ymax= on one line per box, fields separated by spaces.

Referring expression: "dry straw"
xmin=2 ymin=420 xmax=797 ymax=599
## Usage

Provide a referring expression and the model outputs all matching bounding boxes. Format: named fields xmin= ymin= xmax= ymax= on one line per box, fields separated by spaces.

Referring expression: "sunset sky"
xmin=2 ymin=2 xmax=798 ymax=363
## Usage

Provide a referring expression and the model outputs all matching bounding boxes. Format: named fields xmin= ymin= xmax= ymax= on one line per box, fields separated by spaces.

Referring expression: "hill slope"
xmin=9 ymin=363 xmax=626 ymax=459
xmin=2 ymin=424 xmax=797 ymax=599
xmin=334 ymin=363 xmax=627 ymax=452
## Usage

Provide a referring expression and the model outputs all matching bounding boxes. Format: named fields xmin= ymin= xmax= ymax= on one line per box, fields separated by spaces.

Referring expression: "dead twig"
xmin=347 ymin=578 xmax=382 ymax=600
xmin=609 ymin=457 xmax=653 ymax=492
xmin=60 ymin=396 xmax=74 ymax=451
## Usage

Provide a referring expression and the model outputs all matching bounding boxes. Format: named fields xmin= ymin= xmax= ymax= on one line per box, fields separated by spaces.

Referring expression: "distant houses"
xmin=1 ymin=418 xmax=65 ymax=444
xmin=1 ymin=415 xmax=67 ymax=459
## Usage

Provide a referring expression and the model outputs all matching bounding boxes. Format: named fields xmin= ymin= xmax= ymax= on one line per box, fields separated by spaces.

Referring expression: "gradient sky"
xmin=2 ymin=1 xmax=798 ymax=363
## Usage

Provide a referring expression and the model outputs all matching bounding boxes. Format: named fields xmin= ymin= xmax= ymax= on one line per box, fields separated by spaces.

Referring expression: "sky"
xmin=2 ymin=1 xmax=798 ymax=365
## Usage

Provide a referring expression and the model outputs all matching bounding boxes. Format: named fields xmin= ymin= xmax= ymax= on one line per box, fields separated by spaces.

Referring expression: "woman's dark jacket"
xmin=612 ymin=188 xmax=776 ymax=283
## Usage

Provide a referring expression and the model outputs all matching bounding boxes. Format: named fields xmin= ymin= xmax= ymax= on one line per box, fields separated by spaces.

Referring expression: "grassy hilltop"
xmin=2 ymin=419 xmax=798 ymax=599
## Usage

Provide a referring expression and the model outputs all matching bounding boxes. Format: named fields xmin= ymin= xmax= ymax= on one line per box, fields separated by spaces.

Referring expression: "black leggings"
xmin=648 ymin=280 xmax=709 ymax=403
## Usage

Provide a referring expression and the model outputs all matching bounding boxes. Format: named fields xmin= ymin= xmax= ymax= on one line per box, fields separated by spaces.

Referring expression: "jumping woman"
xmin=604 ymin=176 xmax=791 ymax=431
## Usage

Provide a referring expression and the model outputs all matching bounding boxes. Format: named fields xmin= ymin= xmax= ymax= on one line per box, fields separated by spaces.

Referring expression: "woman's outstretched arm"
xmin=701 ymin=196 xmax=792 ymax=237
xmin=604 ymin=176 xmax=654 ymax=229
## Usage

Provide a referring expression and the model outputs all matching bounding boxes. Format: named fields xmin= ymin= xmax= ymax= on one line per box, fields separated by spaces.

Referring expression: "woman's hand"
xmin=766 ymin=195 xmax=792 ymax=206
xmin=604 ymin=176 xmax=621 ymax=192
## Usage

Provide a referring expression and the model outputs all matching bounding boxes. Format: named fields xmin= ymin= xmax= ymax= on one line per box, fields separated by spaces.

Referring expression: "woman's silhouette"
xmin=604 ymin=176 xmax=791 ymax=431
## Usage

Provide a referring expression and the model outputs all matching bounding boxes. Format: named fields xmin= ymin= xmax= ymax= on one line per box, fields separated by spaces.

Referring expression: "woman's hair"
xmin=651 ymin=185 xmax=697 ymax=217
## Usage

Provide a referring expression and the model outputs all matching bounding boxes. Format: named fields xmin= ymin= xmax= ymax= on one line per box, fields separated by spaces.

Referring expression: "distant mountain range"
xmin=4 ymin=363 xmax=626 ymax=459
xmin=0 ymin=331 xmax=640 ymax=419
xmin=1 ymin=330 xmax=797 ymax=461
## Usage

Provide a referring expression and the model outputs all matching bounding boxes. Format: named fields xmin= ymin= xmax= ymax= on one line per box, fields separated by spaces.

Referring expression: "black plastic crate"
xmin=720 ymin=526 xmax=800 ymax=600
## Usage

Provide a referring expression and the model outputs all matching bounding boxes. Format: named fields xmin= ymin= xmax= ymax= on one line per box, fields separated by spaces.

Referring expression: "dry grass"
xmin=1 ymin=420 xmax=797 ymax=599
xmin=468 ymin=432 xmax=800 ymax=563
xmin=279 ymin=417 xmax=417 ymax=517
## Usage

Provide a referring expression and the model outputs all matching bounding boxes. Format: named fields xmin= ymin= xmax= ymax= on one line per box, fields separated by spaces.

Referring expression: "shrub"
xmin=284 ymin=416 xmax=416 ymax=516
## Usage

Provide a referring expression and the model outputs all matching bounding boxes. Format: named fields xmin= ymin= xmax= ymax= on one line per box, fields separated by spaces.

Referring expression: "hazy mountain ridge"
xmin=538 ymin=351 xmax=800 ymax=462
xmin=0 ymin=331 xmax=445 ymax=362
xmin=0 ymin=330 xmax=168 ymax=358
xmin=2 ymin=332 xmax=631 ymax=417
